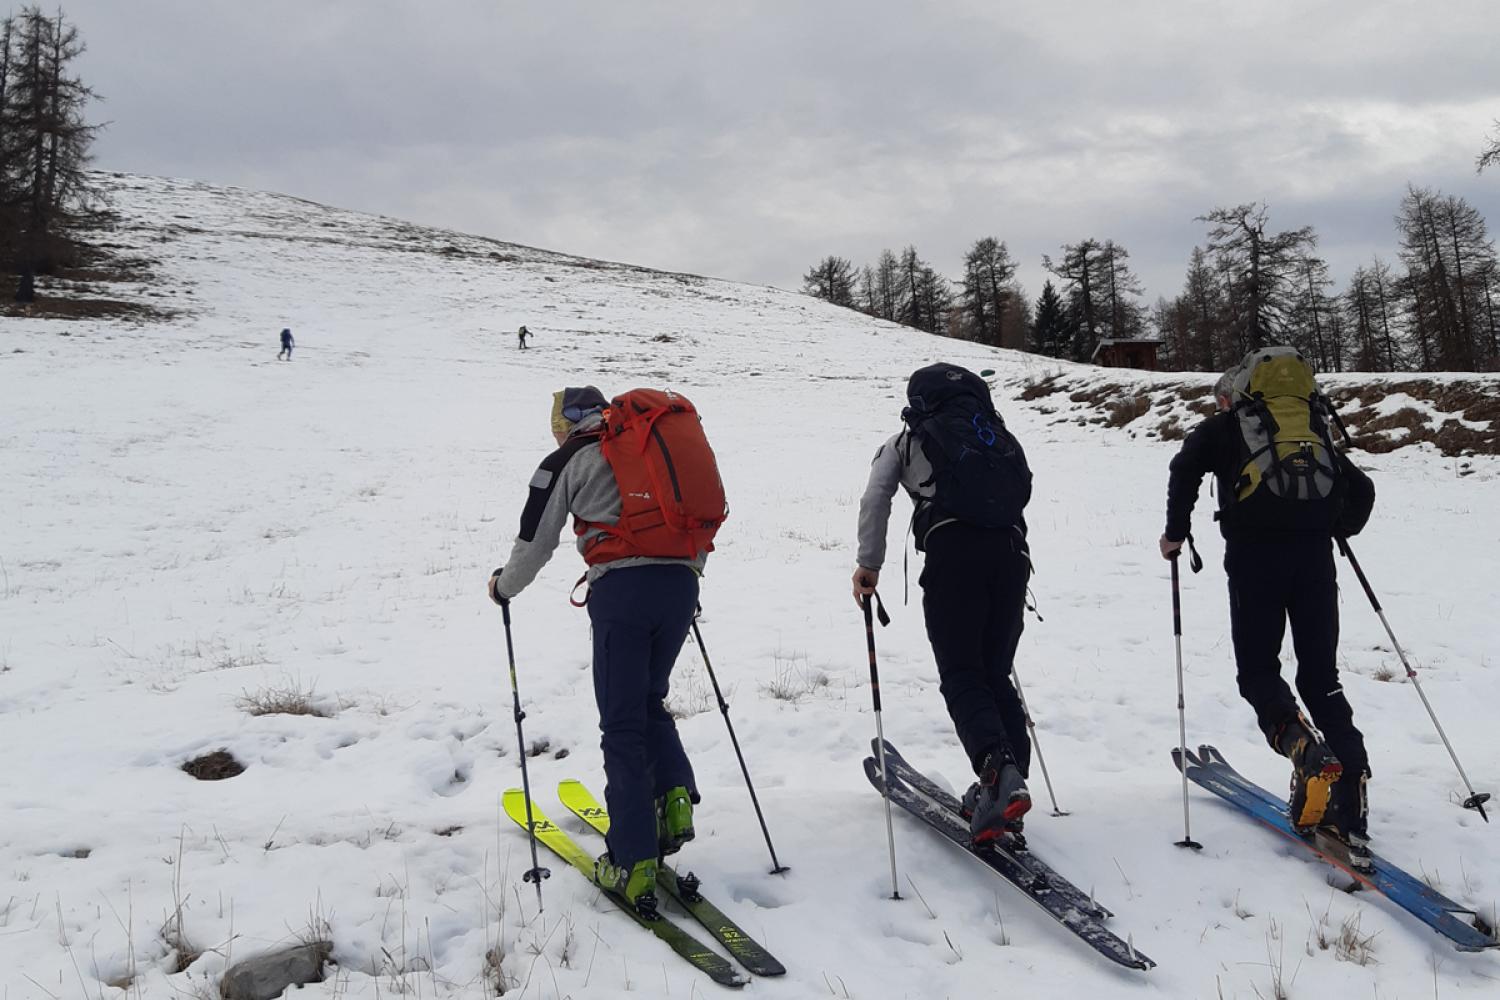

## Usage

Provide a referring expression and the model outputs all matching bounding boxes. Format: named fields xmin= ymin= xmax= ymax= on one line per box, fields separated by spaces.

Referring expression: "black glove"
xmin=488 ymin=567 xmax=509 ymax=606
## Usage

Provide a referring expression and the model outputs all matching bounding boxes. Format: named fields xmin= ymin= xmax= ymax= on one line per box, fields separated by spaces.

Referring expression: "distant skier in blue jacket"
xmin=278 ymin=328 xmax=294 ymax=361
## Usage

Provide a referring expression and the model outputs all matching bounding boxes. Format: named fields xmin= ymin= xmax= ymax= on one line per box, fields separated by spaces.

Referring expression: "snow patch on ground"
xmin=1 ymin=174 xmax=1498 ymax=998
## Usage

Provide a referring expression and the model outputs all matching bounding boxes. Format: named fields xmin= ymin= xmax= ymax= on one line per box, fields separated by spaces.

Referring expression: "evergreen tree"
xmin=1098 ymin=240 xmax=1146 ymax=341
xmin=1365 ymin=256 xmax=1404 ymax=372
xmin=1030 ymin=280 xmax=1071 ymax=358
xmin=866 ymin=248 xmax=899 ymax=322
xmin=1197 ymin=203 xmax=1317 ymax=354
xmin=1395 ymin=185 xmax=1498 ymax=371
xmin=0 ymin=14 xmax=15 ymax=261
xmin=1150 ymin=295 xmax=1193 ymax=370
xmin=1181 ymin=246 xmax=1228 ymax=370
xmin=959 ymin=236 xmax=1016 ymax=346
xmin=1479 ymin=118 xmax=1500 ymax=174
xmin=856 ymin=263 xmax=878 ymax=315
xmin=1344 ymin=265 xmax=1376 ymax=371
xmin=802 ymin=255 xmax=858 ymax=307
xmin=998 ymin=280 xmax=1031 ymax=351
xmin=0 ymin=6 xmax=102 ymax=300
xmin=894 ymin=245 xmax=952 ymax=334
xmin=1043 ymin=238 xmax=1103 ymax=361
xmin=1289 ymin=253 xmax=1339 ymax=371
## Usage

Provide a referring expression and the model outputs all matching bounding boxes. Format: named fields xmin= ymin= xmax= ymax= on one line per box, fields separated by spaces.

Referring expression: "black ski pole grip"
xmin=1169 ymin=554 xmax=1183 ymax=637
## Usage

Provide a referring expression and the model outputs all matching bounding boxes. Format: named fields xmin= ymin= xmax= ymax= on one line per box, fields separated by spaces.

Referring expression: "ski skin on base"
xmin=1174 ymin=745 xmax=1499 ymax=952
xmin=501 ymin=789 xmax=749 ymax=988
xmin=863 ymin=755 xmax=1155 ymax=971
xmin=873 ymin=739 xmax=1113 ymax=921
xmin=554 ymin=779 xmax=787 ymax=977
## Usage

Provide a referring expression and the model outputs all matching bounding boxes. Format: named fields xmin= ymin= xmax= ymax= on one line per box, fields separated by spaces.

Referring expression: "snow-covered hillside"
xmin=2 ymin=174 xmax=1497 ymax=998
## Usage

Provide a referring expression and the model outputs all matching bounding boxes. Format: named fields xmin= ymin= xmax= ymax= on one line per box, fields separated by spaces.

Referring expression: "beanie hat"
xmin=550 ymin=386 xmax=607 ymax=437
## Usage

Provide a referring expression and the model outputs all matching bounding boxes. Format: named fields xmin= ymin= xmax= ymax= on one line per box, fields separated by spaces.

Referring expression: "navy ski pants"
xmin=1225 ymin=536 xmax=1369 ymax=778
xmin=920 ymin=523 xmax=1032 ymax=777
xmin=588 ymin=564 xmax=700 ymax=867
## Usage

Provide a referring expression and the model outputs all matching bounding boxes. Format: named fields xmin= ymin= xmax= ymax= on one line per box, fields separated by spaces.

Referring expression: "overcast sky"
xmin=59 ymin=0 xmax=1500 ymax=305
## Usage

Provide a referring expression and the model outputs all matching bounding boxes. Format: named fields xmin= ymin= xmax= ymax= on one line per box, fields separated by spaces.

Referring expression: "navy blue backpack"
xmin=901 ymin=363 xmax=1031 ymax=537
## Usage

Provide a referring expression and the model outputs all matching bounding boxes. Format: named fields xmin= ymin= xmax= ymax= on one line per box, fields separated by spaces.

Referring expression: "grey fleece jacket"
xmin=856 ymin=429 xmax=943 ymax=570
xmin=494 ymin=414 xmax=708 ymax=599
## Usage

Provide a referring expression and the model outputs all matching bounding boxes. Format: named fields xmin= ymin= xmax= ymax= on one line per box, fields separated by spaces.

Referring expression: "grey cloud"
xmin=60 ymin=0 xmax=1500 ymax=305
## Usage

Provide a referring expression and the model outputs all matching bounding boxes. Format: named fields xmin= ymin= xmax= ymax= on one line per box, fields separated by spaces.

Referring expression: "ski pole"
xmin=1009 ymin=662 xmax=1068 ymax=816
xmin=501 ymin=599 xmax=553 ymax=908
xmin=690 ymin=608 xmax=790 ymax=874
xmin=1335 ymin=537 xmax=1490 ymax=821
xmin=1170 ymin=547 xmax=1203 ymax=849
xmin=862 ymin=592 xmax=902 ymax=900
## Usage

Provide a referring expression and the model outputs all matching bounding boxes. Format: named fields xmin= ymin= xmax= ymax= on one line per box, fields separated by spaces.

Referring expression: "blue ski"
xmin=1175 ymin=745 xmax=1498 ymax=952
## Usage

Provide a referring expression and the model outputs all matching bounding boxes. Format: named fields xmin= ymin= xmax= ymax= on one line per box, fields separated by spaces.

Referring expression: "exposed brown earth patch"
xmin=1007 ymin=372 xmax=1500 ymax=456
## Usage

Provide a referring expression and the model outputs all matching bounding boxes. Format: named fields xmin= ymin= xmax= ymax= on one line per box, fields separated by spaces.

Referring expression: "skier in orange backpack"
xmin=489 ymin=385 xmax=726 ymax=912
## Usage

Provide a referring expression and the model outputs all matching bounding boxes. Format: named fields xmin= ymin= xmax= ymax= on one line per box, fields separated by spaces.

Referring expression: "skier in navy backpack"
xmin=489 ymin=385 xmax=725 ymax=913
xmin=1161 ymin=347 xmax=1376 ymax=865
xmin=853 ymin=362 xmax=1035 ymax=844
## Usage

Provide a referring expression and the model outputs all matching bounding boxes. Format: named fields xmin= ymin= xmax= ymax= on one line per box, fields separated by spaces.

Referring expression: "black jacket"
xmin=1165 ymin=411 xmax=1375 ymax=543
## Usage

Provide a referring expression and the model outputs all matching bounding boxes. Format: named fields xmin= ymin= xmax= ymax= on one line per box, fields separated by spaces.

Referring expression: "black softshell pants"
xmin=588 ymin=564 xmax=700 ymax=867
xmin=920 ymin=523 xmax=1032 ymax=777
xmin=1225 ymin=536 xmax=1369 ymax=778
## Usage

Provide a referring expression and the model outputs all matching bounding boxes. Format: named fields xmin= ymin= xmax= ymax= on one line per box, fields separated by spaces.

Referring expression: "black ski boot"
xmin=961 ymin=751 xmax=1031 ymax=845
xmin=1274 ymin=714 xmax=1343 ymax=832
xmin=1321 ymin=771 xmax=1372 ymax=870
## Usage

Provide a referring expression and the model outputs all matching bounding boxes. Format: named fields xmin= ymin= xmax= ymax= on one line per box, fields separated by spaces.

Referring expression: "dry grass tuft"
xmin=1019 ymin=374 xmax=1067 ymax=400
xmin=236 ymin=680 xmax=332 ymax=718
xmin=1106 ymin=395 xmax=1153 ymax=428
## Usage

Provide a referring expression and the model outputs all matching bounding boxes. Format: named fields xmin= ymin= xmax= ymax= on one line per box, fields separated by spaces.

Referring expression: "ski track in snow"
xmin=1 ymin=173 xmax=1498 ymax=998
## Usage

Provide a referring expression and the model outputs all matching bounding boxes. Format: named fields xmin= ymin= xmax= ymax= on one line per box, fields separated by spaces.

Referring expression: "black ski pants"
xmin=920 ymin=523 xmax=1032 ymax=777
xmin=1225 ymin=536 xmax=1369 ymax=778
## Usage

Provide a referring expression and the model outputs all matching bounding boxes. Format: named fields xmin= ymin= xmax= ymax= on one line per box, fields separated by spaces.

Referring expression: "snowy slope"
xmin=1 ymin=173 xmax=1498 ymax=999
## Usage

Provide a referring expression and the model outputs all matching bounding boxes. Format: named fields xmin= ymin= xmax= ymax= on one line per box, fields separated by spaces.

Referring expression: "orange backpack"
xmin=576 ymin=389 xmax=727 ymax=565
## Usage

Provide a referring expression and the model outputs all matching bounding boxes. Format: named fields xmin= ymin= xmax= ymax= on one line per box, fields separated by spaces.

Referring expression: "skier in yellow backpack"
xmin=1160 ymin=347 xmax=1376 ymax=866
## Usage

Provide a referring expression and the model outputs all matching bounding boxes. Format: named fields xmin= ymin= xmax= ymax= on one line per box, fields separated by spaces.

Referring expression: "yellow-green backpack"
xmin=1226 ymin=346 xmax=1342 ymax=506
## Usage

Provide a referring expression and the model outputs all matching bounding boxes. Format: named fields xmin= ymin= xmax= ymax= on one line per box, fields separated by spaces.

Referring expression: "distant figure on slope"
xmin=278 ymin=328 xmax=294 ymax=361
xmin=517 ymin=325 xmax=531 ymax=350
xmin=853 ymin=362 xmax=1035 ymax=844
xmin=488 ymin=386 xmax=726 ymax=914
xmin=1161 ymin=346 xmax=1376 ymax=867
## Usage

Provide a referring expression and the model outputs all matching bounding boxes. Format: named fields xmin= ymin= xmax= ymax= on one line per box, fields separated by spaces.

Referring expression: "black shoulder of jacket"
xmin=1175 ymin=410 xmax=1234 ymax=462
xmin=516 ymin=432 xmax=601 ymax=543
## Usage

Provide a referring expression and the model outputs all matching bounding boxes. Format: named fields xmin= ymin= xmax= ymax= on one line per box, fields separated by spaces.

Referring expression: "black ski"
xmin=873 ymin=739 xmax=1112 ymax=920
xmin=864 ymin=755 xmax=1154 ymax=970
xmin=1176 ymin=745 xmax=1498 ymax=952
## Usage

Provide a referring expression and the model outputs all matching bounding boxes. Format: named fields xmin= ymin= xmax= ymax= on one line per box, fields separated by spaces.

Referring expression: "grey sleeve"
xmin=856 ymin=434 xmax=905 ymax=570
xmin=495 ymin=456 xmax=580 ymax=599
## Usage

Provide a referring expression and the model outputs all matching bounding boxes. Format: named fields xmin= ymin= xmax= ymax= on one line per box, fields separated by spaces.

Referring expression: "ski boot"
xmin=594 ymin=853 xmax=660 ymax=916
xmin=1320 ymin=770 xmax=1372 ymax=871
xmin=1274 ymin=714 xmax=1343 ymax=832
xmin=961 ymin=750 xmax=1031 ymax=845
xmin=656 ymin=786 xmax=695 ymax=857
